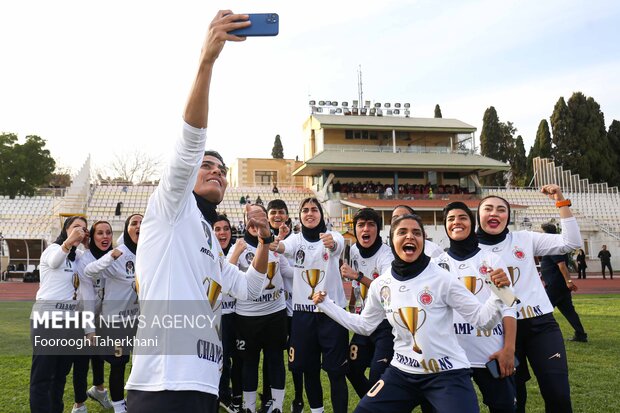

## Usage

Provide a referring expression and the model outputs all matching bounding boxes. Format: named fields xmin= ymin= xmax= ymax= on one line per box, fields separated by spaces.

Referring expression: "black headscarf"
xmin=54 ymin=216 xmax=87 ymax=262
xmin=193 ymin=191 xmax=219 ymax=225
xmin=300 ymin=198 xmax=327 ymax=242
xmin=475 ymin=195 xmax=511 ymax=245
xmin=123 ymin=214 xmax=142 ymax=255
xmin=389 ymin=214 xmax=430 ymax=280
xmin=89 ymin=221 xmax=113 ymax=259
xmin=243 ymin=230 xmax=259 ymax=249
xmin=443 ymin=202 xmax=479 ymax=260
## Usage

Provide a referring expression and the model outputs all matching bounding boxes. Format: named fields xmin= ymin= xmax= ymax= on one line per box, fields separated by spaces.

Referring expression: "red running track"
xmin=1 ymin=274 xmax=618 ymax=302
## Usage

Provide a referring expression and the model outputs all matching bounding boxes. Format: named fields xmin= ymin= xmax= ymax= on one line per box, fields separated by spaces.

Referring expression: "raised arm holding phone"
xmin=125 ymin=11 xmax=274 ymax=413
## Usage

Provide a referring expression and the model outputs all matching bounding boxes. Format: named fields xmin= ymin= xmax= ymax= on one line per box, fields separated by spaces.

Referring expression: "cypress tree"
xmin=511 ymin=135 xmax=527 ymax=186
xmin=550 ymin=97 xmax=574 ymax=170
xmin=607 ymin=120 xmax=620 ymax=186
xmin=271 ymin=134 xmax=284 ymax=159
xmin=480 ymin=106 xmax=504 ymax=186
xmin=434 ymin=104 xmax=442 ymax=118
xmin=535 ymin=119 xmax=552 ymax=159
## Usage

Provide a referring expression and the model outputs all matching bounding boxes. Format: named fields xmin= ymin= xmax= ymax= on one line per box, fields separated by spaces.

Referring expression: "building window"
xmin=255 ymin=171 xmax=277 ymax=186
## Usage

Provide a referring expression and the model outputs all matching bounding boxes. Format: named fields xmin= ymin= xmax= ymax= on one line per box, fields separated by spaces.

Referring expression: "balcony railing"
xmin=323 ymin=144 xmax=474 ymax=155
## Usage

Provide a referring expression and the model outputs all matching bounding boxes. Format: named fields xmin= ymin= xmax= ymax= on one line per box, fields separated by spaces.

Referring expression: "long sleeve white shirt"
xmin=125 ymin=122 xmax=266 ymax=395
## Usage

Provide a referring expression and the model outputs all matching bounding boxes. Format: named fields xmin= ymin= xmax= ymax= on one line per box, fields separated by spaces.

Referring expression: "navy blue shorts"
xmin=235 ymin=309 xmax=288 ymax=358
xmin=354 ymin=367 xmax=479 ymax=413
xmin=472 ymin=367 xmax=516 ymax=410
xmin=349 ymin=319 xmax=394 ymax=372
xmin=289 ymin=311 xmax=349 ymax=373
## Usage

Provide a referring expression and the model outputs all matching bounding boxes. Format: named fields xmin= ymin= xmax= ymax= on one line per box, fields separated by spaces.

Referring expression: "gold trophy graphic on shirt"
xmin=360 ymin=282 xmax=368 ymax=301
xmin=393 ymin=306 xmax=426 ymax=354
xmin=507 ymin=266 xmax=521 ymax=286
xmin=131 ymin=281 xmax=139 ymax=304
xmin=266 ymin=261 xmax=278 ymax=290
xmin=72 ymin=273 xmax=80 ymax=300
xmin=460 ymin=276 xmax=484 ymax=295
xmin=302 ymin=269 xmax=325 ymax=299
xmin=207 ymin=279 xmax=222 ymax=311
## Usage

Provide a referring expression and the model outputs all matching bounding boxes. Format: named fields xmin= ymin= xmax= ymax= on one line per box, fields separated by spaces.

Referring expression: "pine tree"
xmin=434 ymin=104 xmax=442 ymax=118
xmin=550 ymin=97 xmax=575 ymax=171
xmin=607 ymin=120 xmax=620 ymax=186
xmin=511 ymin=135 xmax=527 ymax=186
xmin=568 ymin=93 xmax=610 ymax=183
xmin=271 ymin=134 xmax=284 ymax=159
xmin=480 ymin=107 xmax=512 ymax=186
xmin=535 ymin=119 xmax=552 ymax=159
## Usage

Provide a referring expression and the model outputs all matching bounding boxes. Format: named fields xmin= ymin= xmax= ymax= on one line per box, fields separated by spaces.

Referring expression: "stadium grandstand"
xmin=2 ymin=101 xmax=620 ymax=279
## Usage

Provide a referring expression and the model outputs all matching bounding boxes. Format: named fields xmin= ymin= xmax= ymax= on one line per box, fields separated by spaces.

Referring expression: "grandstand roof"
xmin=310 ymin=115 xmax=477 ymax=133
xmin=293 ymin=151 xmax=510 ymax=176
xmin=340 ymin=198 xmax=527 ymax=212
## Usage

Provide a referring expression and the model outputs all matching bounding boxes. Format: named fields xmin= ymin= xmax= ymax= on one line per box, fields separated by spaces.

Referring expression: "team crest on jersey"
xmin=512 ymin=247 xmax=526 ymax=260
xmin=438 ymin=261 xmax=450 ymax=271
xmin=295 ymin=249 xmax=305 ymax=266
xmin=201 ymin=221 xmax=213 ymax=249
xmin=245 ymin=252 xmax=255 ymax=265
xmin=418 ymin=288 xmax=434 ymax=306
xmin=126 ymin=261 xmax=135 ymax=276
xmin=478 ymin=264 xmax=489 ymax=275
xmin=323 ymin=251 xmax=329 ymax=261
xmin=380 ymin=286 xmax=391 ymax=310
xmin=372 ymin=267 xmax=380 ymax=279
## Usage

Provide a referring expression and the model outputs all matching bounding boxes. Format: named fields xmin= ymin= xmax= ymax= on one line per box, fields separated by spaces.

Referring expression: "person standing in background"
xmin=597 ymin=245 xmax=613 ymax=279
xmin=575 ymin=249 xmax=587 ymax=279
xmin=540 ymin=224 xmax=588 ymax=344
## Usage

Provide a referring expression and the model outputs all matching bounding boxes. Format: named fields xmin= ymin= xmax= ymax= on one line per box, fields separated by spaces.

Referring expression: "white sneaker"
xmin=86 ymin=386 xmax=113 ymax=409
xmin=112 ymin=399 xmax=128 ymax=413
xmin=71 ymin=405 xmax=87 ymax=413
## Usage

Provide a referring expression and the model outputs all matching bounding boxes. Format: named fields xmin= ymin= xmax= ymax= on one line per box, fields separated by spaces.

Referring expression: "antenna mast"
xmin=357 ymin=65 xmax=363 ymax=107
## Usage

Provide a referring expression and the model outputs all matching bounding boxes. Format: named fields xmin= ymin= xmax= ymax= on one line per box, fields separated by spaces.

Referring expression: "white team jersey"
xmin=478 ymin=217 xmax=582 ymax=319
xmin=318 ymin=261 xmax=503 ymax=375
xmin=83 ymin=244 xmax=139 ymax=319
xmin=221 ymin=244 xmax=238 ymax=316
xmin=229 ymin=243 xmax=290 ymax=316
xmin=349 ymin=243 xmax=393 ymax=312
xmin=280 ymin=231 xmax=347 ymax=312
xmin=434 ymin=250 xmax=516 ymax=367
xmin=282 ymin=253 xmax=295 ymax=317
xmin=74 ymin=250 xmax=105 ymax=316
xmin=424 ymin=240 xmax=444 ymax=258
xmin=125 ymin=122 xmax=266 ymax=395
xmin=32 ymin=245 xmax=95 ymax=334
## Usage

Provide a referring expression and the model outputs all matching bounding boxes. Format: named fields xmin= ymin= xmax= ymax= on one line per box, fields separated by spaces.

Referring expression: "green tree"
xmin=551 ymin=93 xmax=615 ymax=185
xmin=535 ymin=119 xmax=552 ymax=159
xmin=271 ymin=134 xmax=284 ymax=159
xmin=550 ymin=96 xmax=575 ymax=170
xmin=525 ymin=119 xmax=552 ymax=184
xmin=480 ymin=107 xmax=517 ymax=186
xmin=605 ymin=120 xmax=620 ymax=186
xmin=434 ymin=104 xmax=442 ymax=118
xmin=0 ymin=133 xmax=56 ymax=198
xmin=511 ymin=135 xmax=527 ymax=186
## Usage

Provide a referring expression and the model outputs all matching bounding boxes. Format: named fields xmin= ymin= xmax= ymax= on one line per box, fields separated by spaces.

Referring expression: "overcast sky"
xmin=2 ymin=0 xmax=619 ymax=177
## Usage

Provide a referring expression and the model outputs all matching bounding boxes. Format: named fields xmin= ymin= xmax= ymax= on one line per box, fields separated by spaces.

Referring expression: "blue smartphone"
xmin=229 ymin=13 xmax=279 ymax=37
xmin=485 ymin=356 xmax=520 ymax=379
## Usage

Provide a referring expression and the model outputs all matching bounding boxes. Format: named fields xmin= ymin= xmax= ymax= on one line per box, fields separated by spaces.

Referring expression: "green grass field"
xmin=1 ymin=295 xmax=618 ymax=413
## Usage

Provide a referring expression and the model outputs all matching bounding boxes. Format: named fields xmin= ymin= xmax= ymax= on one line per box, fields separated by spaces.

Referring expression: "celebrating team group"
xmin=30 ymin=10 xmax=583 ymax=413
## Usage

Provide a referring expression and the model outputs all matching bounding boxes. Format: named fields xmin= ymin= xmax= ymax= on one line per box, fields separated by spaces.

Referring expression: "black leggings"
xmin=515 ymin=314 xmax=572 ymax=413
